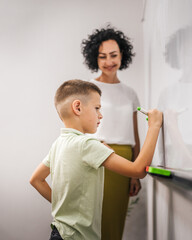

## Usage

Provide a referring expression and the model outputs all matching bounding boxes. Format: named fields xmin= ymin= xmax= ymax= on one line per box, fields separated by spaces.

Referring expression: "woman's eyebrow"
xmin=98 ymin=51 xmax=118 ymax=55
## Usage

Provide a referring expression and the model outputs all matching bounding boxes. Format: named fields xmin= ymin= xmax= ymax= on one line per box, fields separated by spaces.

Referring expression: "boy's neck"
xmin=63 ymin=120 xmax=85 ymax=134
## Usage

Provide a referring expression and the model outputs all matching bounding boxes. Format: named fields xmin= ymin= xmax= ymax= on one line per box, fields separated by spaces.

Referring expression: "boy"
xmin=30 ymin=79 xmax=162 ymax=240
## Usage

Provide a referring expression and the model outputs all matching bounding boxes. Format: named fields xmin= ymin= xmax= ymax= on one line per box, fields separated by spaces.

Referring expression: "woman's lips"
xmin=104 ymin=65 xmax=117 ymax=70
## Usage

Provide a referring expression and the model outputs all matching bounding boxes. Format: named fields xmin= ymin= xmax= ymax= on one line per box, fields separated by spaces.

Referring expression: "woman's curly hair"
xmin=81 ymin=25 xmax=135 ymax=72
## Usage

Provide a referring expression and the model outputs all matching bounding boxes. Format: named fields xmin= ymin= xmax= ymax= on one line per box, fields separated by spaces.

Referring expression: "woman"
xmin=81 ymin=26 xmax=141 ymax=240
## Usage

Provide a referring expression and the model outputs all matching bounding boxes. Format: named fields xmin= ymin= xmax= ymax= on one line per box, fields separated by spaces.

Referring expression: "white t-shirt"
xmin=90 ymin=79 xmax=140 ymax=146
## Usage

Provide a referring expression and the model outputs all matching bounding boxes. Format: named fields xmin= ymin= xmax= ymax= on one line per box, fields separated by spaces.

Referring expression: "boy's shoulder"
xmin=47 ymin=129 xmax=114 ymax=169
xmin=48 ymin=130 xmax=103 ymax=159
xmin=76 ymin=134 xmax=101 ymax=148
xmin=59 ymin=128 xmax=101 ymax=146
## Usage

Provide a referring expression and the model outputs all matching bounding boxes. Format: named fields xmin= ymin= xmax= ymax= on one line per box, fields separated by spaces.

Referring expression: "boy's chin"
xmin=87 ymin=129 xmax=97 ymax=134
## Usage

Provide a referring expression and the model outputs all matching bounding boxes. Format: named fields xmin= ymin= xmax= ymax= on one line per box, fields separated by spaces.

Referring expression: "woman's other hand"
xmin=129 ymin=178 xmax=141 ymax=196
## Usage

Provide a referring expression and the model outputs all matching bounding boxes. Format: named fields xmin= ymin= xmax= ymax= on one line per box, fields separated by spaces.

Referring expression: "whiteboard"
xmin=157 ymin=26 xmax=192 ymax=169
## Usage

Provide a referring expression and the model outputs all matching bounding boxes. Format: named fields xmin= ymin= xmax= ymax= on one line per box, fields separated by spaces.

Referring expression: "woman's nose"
xmin=105 ymin=57 xmax=113 ymax=66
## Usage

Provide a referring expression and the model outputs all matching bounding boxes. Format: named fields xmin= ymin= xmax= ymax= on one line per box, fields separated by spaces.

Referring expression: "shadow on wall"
xmin=158 ymin=25 xmax=192 ymax=169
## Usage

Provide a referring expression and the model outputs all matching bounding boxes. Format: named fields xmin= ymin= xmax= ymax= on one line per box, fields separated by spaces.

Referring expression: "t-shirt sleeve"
xmin=82 ymin=138 xmax=114 ymax=169
xmin=132 ymin=89 xmax=140 ymax=111
xmin=42 ymin=153 xmax=50 ymax=168
xmin=42 ymin=140 xmax=57 ymax=168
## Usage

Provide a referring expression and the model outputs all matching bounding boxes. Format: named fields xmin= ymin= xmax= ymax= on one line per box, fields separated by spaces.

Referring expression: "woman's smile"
xmin=104 ymin=64 xmax=117 ymax=70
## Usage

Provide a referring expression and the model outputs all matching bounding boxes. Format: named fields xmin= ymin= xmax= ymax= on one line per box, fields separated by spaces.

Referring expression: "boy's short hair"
xmin=55 ymin=79 xmax=101 ymax=107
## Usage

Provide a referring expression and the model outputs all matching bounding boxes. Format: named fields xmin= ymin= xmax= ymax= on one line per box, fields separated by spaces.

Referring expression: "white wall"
xmin=0 ymin=0 xmax=144 ymax=239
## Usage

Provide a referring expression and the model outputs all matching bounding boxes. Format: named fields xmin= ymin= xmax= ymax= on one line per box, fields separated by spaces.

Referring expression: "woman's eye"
xmin=98 ymin=56 xmax=106 ymax=59
xmin=111 ymin=55 xmax=117 ymax=58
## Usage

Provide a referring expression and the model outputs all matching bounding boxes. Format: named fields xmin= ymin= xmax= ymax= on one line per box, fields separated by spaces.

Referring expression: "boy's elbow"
xmin=29 ymin=177 xmax=34 ymax=186
xmin=134 ymin=164 xmax=147 ymax=179
xmin=29 ymin=176 xmax=37 ymax=187
xmin=138 ymin=171 xmax=147 ymax=179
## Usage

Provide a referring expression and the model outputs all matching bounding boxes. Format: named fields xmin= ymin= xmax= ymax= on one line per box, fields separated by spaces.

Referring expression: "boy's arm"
xmin=102 ymin=109 xmax=163 ymax=179
xmin=30 ymin=163 xmax=51 ymax=203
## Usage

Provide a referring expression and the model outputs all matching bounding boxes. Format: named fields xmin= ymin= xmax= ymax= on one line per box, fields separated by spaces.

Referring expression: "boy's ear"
xmin=72 ymin=100 xmax=81 ymax=116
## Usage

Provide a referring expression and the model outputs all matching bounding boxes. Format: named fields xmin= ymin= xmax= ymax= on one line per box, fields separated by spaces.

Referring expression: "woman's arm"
xmin=133 ymin=111 xmax=140 ymax=161
xmin=30 ymin=163 xmax=51 ymax=203
xmin=130 ymin=111 xmax=141 ymax=196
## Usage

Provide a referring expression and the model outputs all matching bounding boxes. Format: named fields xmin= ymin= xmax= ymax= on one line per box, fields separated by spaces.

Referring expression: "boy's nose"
xmin=99 ymin=113 xmax=103 ymax=119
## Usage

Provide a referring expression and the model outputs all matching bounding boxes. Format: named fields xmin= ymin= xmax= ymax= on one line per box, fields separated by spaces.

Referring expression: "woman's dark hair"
xmin=81 ymin=25 xmax=135 ymax=72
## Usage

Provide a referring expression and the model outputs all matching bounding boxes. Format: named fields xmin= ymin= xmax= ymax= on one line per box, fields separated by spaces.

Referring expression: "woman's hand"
xmin=129 ymin=178 xmax=141 ymax=196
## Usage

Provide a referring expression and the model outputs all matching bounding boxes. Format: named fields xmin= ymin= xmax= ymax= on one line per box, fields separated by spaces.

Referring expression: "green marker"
xmin=146 ymin=166 xmax=172 ymax=177
xmin=137 ymin=107 xmax=148 ymax=121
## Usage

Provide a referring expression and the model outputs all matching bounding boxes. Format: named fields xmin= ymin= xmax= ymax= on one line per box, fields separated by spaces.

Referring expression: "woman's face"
xmin=97 ymin=39 xmax=122 ymax=75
